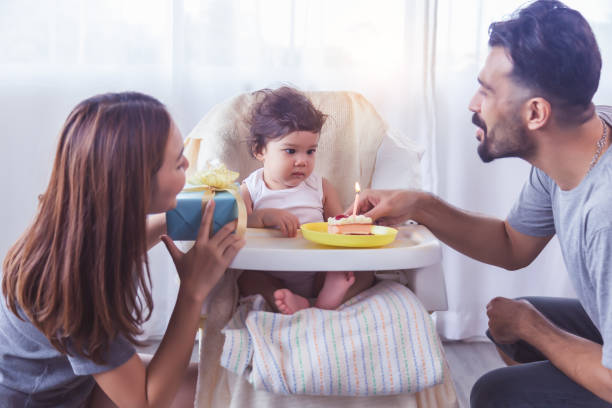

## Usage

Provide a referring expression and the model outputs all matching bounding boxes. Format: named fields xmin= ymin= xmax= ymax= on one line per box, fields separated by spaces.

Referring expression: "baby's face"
xmin=256 ymin=131 xmax=319 ymax=190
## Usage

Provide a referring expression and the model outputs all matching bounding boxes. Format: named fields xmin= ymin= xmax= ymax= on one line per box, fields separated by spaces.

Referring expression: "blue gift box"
xmin=166 ymin=190 xmax=239 ymax=241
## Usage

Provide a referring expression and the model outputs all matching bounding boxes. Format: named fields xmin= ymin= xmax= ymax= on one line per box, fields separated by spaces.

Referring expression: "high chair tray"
xmin=230 ymin=224 xmax=441 ymax=272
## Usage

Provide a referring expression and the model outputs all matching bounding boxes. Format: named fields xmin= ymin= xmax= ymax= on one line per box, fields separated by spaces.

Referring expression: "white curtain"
xmin=1 ymin=0 xmax=611 ymax=341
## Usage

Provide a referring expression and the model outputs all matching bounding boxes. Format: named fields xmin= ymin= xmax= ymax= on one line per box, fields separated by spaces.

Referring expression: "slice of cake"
xmin=327 ymin=214 xmax=373 ymax=235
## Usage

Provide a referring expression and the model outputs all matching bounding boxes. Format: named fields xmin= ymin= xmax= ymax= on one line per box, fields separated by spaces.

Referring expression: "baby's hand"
xmin=260 ymin=209 xmax=300 ymax=237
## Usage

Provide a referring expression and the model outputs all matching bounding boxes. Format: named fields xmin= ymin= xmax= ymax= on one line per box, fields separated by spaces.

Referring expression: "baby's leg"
xmin=273 ymin=288 xmax=310 ymax=315
xmin=315 ymin=271 xmax=356 ymax=310
xmin=237 ymin=270 xmax=284 ymax=311
xmin=237 ymin=270 xmax=310 ymax=314
xmin=314 ymin=271 xmax=375 ymax=309
xmin=340 ymin=270 xmax=375 ymax=303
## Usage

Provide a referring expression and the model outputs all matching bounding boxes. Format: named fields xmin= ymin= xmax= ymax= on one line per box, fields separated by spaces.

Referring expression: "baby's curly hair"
xmin=247 ymin=86 xmax=327 ymax=157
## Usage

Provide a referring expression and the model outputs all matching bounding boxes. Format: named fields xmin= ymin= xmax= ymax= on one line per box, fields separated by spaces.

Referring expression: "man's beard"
xmin=472 ymin=111 xmax=535 ymax=163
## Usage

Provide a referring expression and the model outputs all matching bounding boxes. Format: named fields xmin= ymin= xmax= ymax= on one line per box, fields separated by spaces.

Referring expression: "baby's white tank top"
xmin=242 ymin=168 xmax=324 ymax=224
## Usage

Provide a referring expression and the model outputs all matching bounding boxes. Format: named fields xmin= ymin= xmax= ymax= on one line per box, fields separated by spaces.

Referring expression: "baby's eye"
xmin=307 ymin=149 xmax=316 ymax=155
xmin=284 ymin=149 xmax=296 ymax=154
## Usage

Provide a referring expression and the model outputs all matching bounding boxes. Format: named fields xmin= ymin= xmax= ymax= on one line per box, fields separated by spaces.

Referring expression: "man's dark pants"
xmin=470 ymin=297 xmax=612 ymax=407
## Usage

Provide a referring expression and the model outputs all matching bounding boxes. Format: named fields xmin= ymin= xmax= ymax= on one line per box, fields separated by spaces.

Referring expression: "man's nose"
xmin=468 ymin=92 xmax=482 ymax=113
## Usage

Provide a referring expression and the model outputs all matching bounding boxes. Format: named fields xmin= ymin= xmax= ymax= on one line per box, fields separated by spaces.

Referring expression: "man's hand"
xmin=258 ymin=208 xmax=300 ymax=237
xmin=486 ymin=297 xmax=538 ymax=344
xmin=487 ymin=297 xmax=612 ymax=403
xmin=345 ymin=189 xmax=424 ymax=225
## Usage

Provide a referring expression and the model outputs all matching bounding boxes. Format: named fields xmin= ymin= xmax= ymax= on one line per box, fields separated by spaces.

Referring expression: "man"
xmin=356 ymin=1 xmax=612 ymax=406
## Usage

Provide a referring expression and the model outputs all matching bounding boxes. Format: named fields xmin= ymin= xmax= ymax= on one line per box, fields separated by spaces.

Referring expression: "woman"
xmin=1 ymin=92 xmax=245 ymax=407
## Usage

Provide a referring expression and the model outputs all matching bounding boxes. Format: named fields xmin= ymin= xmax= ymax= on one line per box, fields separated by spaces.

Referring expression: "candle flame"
xmin=355 ymin=182 xmax=361 ymax=193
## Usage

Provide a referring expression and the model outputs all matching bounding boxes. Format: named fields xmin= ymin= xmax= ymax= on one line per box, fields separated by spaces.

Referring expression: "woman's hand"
xmin=259 ymin=208 xmax=300 ymax=237
xmin=161 ymin=200 xmax=245 ymax=302
xmin=346 ymin=189 xmax=425 ymax=226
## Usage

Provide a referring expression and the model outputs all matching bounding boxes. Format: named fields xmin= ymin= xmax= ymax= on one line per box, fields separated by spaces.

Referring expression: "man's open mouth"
xmin=472 ymin=113 xmax=487 ymax=140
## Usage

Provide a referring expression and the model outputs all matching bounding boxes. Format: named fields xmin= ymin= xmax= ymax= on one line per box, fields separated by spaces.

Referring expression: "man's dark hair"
xmin=489 ymin=0 xmax=601 ymax=123
xmin=248 ymin=86 xmax=327 ymax=157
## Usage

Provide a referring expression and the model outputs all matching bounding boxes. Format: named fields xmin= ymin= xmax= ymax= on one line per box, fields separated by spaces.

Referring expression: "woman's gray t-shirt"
xmin=507 ymin=106 xmax=612 ymax=369
xmin=0 ymin=293 xmax=135 ymax=407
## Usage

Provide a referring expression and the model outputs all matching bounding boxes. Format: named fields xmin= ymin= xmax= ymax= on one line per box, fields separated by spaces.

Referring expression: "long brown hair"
xmin=2 ymin=92 xmax=170 ymax=364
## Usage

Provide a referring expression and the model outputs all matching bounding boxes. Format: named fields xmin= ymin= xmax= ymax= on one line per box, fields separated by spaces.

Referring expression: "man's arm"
xmin=414 ymin=192 xmax=552 ymax=270
xmin=359 ymin=189 xmax=552 ymax=270
xmin=488 ymin=297 xmax=612 ymax=402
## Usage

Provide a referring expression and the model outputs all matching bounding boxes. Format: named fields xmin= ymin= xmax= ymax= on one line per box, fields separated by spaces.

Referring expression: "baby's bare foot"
xmin=274 ymin=288 xmax=310 ymax=314
xmin=315 ymin=271 xmax=355 ymax=310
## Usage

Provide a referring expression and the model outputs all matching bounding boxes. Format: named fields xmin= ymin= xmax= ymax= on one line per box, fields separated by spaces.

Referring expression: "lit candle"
xmin=352 ymin=182 xmax=361 ymax=216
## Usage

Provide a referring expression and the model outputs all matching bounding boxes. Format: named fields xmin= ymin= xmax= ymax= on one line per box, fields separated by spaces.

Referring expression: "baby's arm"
xmin=240 ymin=183 xmax=255 ymax=216
xmin=240 ymin=182 xmax=263 ymax=227
xmin=322 ymin=178 xmax=344 ymax=220
xmin=240 ymin=182 xmax=299 ymax=236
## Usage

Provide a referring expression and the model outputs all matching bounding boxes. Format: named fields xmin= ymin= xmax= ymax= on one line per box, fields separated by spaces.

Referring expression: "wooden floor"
xmin=442 ymin=340 xmax=506 ymax=408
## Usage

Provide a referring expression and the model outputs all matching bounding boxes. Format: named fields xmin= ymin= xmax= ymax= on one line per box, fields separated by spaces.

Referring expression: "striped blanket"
xmin=220 ymin=280 xmax=445 ymax=396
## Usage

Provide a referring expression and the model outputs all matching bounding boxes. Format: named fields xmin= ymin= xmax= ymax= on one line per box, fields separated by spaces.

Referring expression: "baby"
xmin=238 ymin=86 xmax=375 ymax=314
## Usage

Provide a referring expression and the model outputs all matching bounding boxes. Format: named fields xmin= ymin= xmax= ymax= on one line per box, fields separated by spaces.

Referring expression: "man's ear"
xmin=524 ymin=97 xmax=551 ymax=131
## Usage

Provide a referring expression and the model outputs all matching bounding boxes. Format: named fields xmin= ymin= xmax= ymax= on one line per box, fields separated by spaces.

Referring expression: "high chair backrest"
xmin=184 ymin=91 xmax=387 ymax=208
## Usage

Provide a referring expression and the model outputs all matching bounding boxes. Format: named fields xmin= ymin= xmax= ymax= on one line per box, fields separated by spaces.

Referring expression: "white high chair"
xmin=184 ymin=90 xmax=448 ymax=312
xmin=185 ymin=90 xmax=456 ymax=407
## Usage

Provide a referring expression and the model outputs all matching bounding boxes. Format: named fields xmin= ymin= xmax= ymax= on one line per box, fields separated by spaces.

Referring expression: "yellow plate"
xmin=300 ymin=222 xmax=398 ymax=248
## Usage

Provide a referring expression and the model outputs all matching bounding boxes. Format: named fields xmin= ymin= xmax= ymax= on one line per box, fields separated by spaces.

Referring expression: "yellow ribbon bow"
xmin=183 ymin=162 xmax=247 ymax=237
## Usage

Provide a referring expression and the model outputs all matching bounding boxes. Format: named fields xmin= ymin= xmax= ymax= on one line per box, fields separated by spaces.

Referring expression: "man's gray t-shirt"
xmin=507 ymin=106 xmax=612 ymax=369
xmin=0 ymin=293 xmax=135 ymax=407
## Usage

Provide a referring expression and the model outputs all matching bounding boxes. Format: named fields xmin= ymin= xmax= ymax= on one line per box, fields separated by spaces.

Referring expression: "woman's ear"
xmin=524 ymin=97 xmax=551 ymax=131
